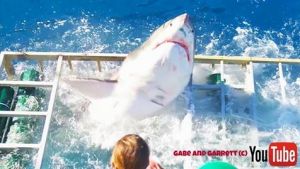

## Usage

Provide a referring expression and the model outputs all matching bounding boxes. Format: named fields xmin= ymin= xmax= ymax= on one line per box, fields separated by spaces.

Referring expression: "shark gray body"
xmin=65 ymin=13 xmax=195 ymax=121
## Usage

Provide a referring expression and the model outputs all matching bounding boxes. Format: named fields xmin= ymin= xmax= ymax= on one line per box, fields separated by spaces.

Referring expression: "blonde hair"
xmin=111 ymin=134 xmax=150 ymax=169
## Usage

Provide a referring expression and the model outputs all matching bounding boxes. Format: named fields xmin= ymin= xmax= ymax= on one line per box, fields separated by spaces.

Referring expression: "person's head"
xmin=111 ymin=134 xmax=150 ymax=169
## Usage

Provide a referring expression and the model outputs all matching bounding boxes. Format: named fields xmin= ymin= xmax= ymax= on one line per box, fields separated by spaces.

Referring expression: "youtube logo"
xmin=269 ymin=142 xmax=298 ymax=167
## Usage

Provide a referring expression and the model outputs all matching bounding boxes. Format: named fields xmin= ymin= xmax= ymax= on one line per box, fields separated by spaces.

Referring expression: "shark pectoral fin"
xmin=63 ymin=78 xmax=116 ymax=101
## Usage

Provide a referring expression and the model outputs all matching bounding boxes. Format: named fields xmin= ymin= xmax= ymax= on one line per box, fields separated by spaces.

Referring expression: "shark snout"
xmin=183 ymin=14 xmax=190 ymax=25
xmin=177 ymin=13 xmax=192 ymax=27
xmin=184 ymin=15 xmax=193 ymax=30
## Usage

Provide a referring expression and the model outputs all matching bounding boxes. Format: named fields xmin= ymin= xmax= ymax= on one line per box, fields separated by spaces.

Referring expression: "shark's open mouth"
xmin=154 ymin=40 xmax=190 ymax=62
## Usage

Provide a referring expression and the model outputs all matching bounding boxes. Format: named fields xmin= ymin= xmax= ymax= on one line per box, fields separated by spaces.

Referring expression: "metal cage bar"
xmin=35 ymin=56 xmax=63 ymax=169
xmin=2 ymin=51 xmax=300 ymax=64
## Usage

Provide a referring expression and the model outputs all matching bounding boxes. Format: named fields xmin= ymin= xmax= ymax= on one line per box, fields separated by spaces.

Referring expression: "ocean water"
xmin=0 ymin=0 xmax=300 ymax=168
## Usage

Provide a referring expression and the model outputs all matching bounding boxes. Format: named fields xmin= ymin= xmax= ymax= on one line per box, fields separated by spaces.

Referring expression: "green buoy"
xmin=17 ymin=69 xmax=40 ymax=96
xmin=207 ymin=73 xmax=224 ymax=84
xmin=20 ymin=69 xmax=40 ymax=81
xmin=0 ymin=87 xmax=15 ymax=110
xmin=199 ymin=161 xmax=237 ymax=169
xmin=0 ymin=86 xmax=15 ymax=142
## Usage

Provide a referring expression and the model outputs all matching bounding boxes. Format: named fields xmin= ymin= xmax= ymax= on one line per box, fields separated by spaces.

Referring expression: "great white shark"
xmin=65 ymin=13 xmax=195 ymax=121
